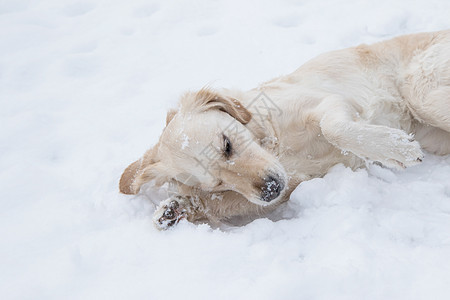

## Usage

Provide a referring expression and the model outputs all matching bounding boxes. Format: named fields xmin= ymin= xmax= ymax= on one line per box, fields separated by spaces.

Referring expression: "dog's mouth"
xmin=208 ymin=169 xmax=287 ymax=206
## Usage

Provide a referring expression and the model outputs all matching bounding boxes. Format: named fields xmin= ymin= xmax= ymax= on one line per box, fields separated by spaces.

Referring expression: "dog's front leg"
xmin=318 ymin=95 xmax=424 ymax=169
xmin=153 ymin=195 xmax=194 ymax=230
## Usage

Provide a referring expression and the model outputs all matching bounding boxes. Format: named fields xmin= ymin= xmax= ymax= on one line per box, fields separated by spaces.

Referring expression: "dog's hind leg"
xmin=406 ymin=87 xmax=450 ymax=133
xmin=402 ymin=36 xmax=450 ymax=133
xmin=317 ymin=95 xmax=424 ymax=169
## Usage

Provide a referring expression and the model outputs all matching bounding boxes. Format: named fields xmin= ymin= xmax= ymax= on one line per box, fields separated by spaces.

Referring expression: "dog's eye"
xmin=223 ymin=135 xmax=232 ymax=158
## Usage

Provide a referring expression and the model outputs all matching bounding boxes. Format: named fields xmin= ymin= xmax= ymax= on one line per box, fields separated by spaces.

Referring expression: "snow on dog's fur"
xmin=120 ymin=30 xmax=450 ymax=229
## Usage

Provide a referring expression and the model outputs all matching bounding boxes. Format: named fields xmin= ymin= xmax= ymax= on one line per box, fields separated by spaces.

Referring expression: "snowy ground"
xmin=1 ymin=0 xmax=450 ymax=299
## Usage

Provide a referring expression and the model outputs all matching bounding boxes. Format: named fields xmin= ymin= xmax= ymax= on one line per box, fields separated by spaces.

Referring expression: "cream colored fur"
xmin=120 ymin=30 xmax=450 ymax=229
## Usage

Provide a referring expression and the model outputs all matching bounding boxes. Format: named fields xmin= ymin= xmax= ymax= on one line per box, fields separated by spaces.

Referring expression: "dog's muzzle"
xmin=260 ymin=174 xmax=285 ymax=202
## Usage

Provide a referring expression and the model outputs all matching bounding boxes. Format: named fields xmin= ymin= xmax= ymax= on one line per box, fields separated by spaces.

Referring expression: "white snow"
xmin=1 ymin=0 xmax=450 ymax=299
xmin=181 ymin=133 xmax=189 ymax=150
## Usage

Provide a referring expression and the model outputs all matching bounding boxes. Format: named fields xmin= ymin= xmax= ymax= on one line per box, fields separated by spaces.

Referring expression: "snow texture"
xmin=1 ymin=0 xmax=450 ymax=299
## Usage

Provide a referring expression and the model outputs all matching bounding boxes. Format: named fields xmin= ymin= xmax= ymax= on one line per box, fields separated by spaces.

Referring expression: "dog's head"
xmin=120 ymin=89 xmax=287 ymax=206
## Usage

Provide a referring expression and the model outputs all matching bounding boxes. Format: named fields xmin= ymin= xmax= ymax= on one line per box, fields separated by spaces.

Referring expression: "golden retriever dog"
xmin=120 ymin=30 xmax=450 ymax=229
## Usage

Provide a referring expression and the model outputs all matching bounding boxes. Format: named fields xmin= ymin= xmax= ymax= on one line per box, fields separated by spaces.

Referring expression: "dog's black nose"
xmin=261 ymin=175 xmax=284 ymax=202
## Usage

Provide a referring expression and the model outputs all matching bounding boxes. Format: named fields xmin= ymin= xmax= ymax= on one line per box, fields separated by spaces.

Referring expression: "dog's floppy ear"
xmin=120 ymin=109 xmax=178 ymax=195
xmin=195 ymin=89 xmax=252 ymax=124
xmin=119 ymin=145 xmax=167 ymax=194
xmin=119 ymin=159 xmax=143 ymax=194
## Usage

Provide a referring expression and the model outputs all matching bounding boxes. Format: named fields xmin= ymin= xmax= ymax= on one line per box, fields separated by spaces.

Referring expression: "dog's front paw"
xmin=381 ymin=134 xmax=424 ymax=169
xmin=153 ymin=197 xmax=188 ymax=230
